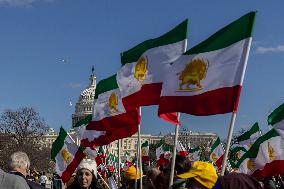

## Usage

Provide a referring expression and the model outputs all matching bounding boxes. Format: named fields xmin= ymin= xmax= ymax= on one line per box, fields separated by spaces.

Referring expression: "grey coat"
xmin=0 ymin=168 xmax=30 ymax=189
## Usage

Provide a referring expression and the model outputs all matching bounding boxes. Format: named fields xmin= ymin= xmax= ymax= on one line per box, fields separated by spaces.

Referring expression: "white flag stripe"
xmin=117 ymin=40 xmax=186 ymax=98
xmin=161 ymin=38 xmax=249 ymax=97
xmin=93 ymin=88 xmax=126 ymax=121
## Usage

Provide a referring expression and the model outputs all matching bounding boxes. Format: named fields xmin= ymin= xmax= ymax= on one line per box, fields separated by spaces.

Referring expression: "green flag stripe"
xmin=236 ymin=122 xmax=259 ymax=142
xmin=236 ymin=129 xmax=279 ymax=167
xmin=121 ymin=19 xmax=188 ymax=65
xmin=51 ymin=127 xmax=67 ymax=160
xmin=268 ymin=103 xmax=284 ymax=126
xmin=142 ymin=141 xmax=149 ymax=148
xmin=185 ymin=11 xmax=256 ymax=55
xmin=98 ymin=146 xmax=104 ymax=154
xmin=230 ymin=146 xmax=247 ymax=154
xmin=74 ymin=114 xmax=92 ymax=128
xmin=156 ymin=139 xmax=165 ymax=148
xmin=79 ymin=144 xmax=86 ymax=152
xmin=210 ymin=137 xmax=221 ymax=154
xmin=95 ymin=75 xmax=118 ymax=99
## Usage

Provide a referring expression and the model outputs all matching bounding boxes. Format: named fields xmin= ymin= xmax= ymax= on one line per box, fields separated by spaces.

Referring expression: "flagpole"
xmin=221 ymin=38 xmax=252 ymax=176
xmin=66 ymin=131 xmax=76 ymax=144
xmin=221 ymin=112 xmax=237 ymax=175
xmin=138 ymin=107 xmax=143 ymax=189
xmin=118 ymin=139 xmax=121 ymax=187
xmin=135 ymin=107 xmax=142 ymax=189
xmin=169 ymin=112 xmax=181 ymax=187
xmin=92 ymin=147 xmax=110 ymax=189
xmin=169 ymin=39 xmax=187 ymax=187
xmin=97 ymin=172 xmax=110 ymax=189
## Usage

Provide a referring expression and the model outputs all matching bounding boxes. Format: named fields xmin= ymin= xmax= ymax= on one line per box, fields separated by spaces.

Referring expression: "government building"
xmin=44 ymin=69 xmax=217 ymax=157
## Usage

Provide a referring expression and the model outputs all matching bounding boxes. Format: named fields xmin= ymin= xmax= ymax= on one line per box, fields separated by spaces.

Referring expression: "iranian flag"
xmin=51 ymin=127 xmax=86 ymax=183
xmin=158 ymin=12 xmax=256 ymax=116
xmin=82 ymin=74 xmax=140 ymax=147
xmin=229 ymin=145 xmax=247 ymax=169
xmin=268 ymin=102 xmax=284 ymax=137
xmin=73 ymin=114 xmax=105 ymax=142
xmin=236 ymin=128 xmax=284 ymax=179
xmin=210 ymin=137 xmax=224 ymax=170
xmin=141 ymin=141 xmax=150 ymax=162
xmin=188 ymin=147 xmax=200 ymax=162
xmin=236 ymin=122 xmax=261 ymax=147
xmin=117 ymin=19 xmax=188 ymax=124
xmin=176 ymin=141 xmax=188 ymax=157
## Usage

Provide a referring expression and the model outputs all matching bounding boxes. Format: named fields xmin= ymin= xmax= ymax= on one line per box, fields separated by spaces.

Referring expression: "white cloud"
xmin=0 ymin=0 xmax=54 ymax=7
xmin=256 ymin=45 xmax=284 ymax=54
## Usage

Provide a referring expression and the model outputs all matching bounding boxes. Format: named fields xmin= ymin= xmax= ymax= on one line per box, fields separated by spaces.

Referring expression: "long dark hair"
xmin=67 ymin=172 xmax=103 ymax=189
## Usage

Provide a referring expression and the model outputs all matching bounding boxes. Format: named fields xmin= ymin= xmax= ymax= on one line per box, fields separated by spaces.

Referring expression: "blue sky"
xmin=0 ymin=1 xmax=284 ymax=139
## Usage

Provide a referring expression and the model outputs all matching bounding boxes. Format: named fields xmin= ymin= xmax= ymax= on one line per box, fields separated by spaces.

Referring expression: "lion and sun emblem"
xmin=108 ymin=92 xmax=119 ymax=114
xmin=177 ymin=58 xmax=209 ymax=92
xmin=134 ymin=56 xmax=148 ymax=83
xmin=61 ymin=148 xmax=73 ymax=164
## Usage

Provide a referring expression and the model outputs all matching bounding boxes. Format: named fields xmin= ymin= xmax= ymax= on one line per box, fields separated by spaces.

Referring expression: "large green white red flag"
xmin=51 ymin=127 xmax=86 ymax=183
xmin=236 ymin=128 xmax=284 ymax=179
xmin=236 ymin=122 xmax=261 ymax=147
xmin=117 ymin=20 xmax=188 ymax=124
xmin=210 ymin=137 xmax=224 ymax=170
xmin=158 ymin=12 xmax=256 ymax=116
xmin=82 ymin=74 xmax=140 ymax=147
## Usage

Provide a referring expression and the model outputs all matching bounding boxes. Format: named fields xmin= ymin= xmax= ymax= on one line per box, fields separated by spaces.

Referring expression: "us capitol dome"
xmin=72 ymin=68 xmax=96 ymax=127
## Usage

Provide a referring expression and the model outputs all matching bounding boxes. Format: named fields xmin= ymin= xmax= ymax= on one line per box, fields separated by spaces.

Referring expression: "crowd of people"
xmin=1 ymin=151 xmax=284 ymax=189
xmin=0 ymin=151 xmax=59 ymax=189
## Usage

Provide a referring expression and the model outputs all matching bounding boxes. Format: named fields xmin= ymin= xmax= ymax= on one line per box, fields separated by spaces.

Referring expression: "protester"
xmin=145 ymin=168 xmax=160 ymax=189
xmin=40 ymin=172 xmax=48 ymax=188
xmin=67 ymin=159 xmax=103 ymax=189
xmin=8 ymin=151 xmax=43 ymax=189
xmin=52 ymin=173 xmax=63 ymax=189
xmin=154 ymin=163 xmax=171 ymax=189
xmin=175 ymin=161 xmax=262 ymax=189
xmin=0 ymin=167 xmax=30 ymax=189
xmin=121 ymin=165 xmax=145 ymax=189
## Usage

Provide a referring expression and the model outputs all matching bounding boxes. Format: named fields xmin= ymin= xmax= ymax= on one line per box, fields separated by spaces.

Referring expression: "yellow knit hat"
xmin=125 ymin=166 xmax=143 ymax=180
xmin=177 ymin=161 xmax=218 ymax=189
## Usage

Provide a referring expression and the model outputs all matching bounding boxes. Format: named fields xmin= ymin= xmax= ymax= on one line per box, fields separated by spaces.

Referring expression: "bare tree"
xmin=0 ymin=107 xmax=50 ymax=171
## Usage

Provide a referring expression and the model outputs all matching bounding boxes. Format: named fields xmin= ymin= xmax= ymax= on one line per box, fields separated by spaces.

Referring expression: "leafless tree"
xmin=0 ymin=107 xmax=50 ymax=172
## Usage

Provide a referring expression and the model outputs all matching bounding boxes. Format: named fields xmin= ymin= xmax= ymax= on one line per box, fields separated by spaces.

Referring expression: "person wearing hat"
xmin=67 ymin=159 xmax=103 ymax=189
xmin=174 ymin=161 xmax=218 ymax=189
xmin=121 ymin=165 xmax=145 ymax=189
xmin=174 ymin=161 xmax=262 ymax=189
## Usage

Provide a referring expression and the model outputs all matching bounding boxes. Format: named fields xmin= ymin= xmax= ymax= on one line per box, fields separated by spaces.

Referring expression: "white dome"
xmin=72 ymin=70 xmax=96 ymax=127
